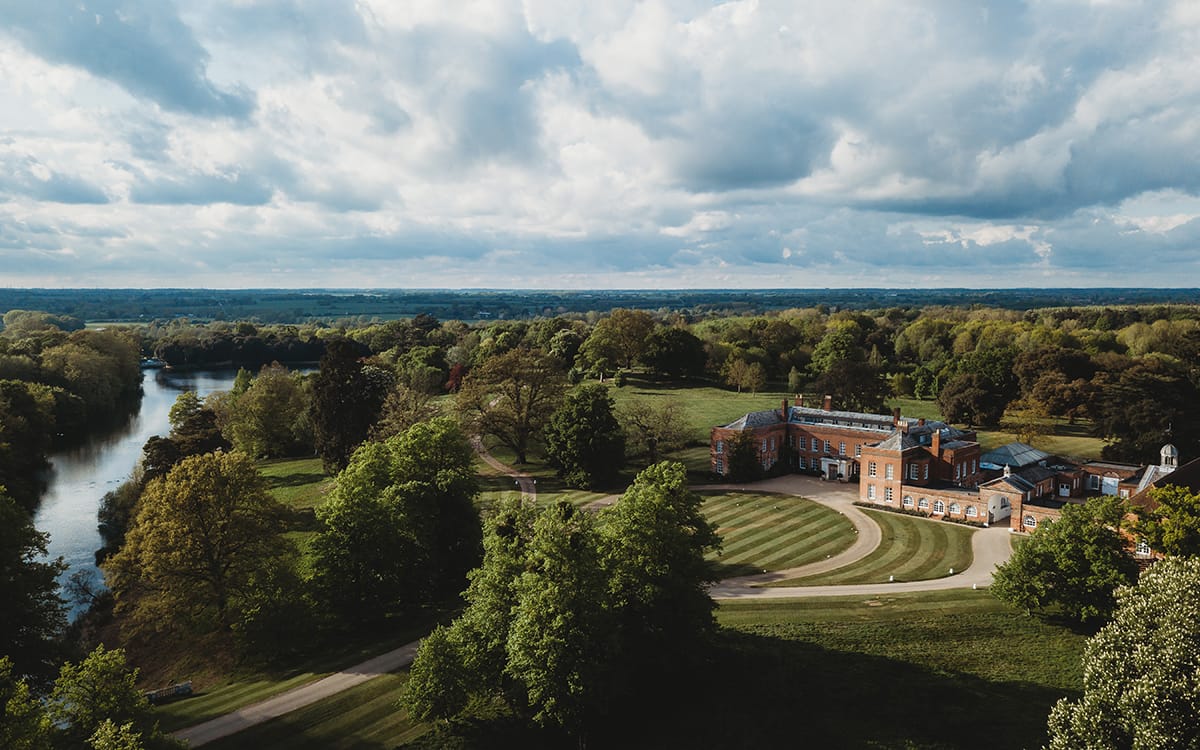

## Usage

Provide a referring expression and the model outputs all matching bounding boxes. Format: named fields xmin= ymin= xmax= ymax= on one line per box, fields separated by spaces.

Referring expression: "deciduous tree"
xmin=105 ymin=451 xmax=288 ymax=631
xmin=618 ymin=399 xmax=692 ymax=463
xmin=0 ymin=492 xmax=65 ymax=681
xmin=543 ymin=385 xmax=625 ymax=489
xmin=456 ymin=348 xmax=566 ymax=464
xmin=1047 ymin=557 xmax=1200 ymax=749
xmin=992 ymin=496 xmax=1137 ymax=624
xmin=1135 ymin=485 xmax=1200 ymax=557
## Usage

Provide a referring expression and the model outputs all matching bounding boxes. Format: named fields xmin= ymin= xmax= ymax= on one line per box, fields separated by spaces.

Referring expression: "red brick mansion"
xmin=711 ymin=397 xmax=1182 ymax=537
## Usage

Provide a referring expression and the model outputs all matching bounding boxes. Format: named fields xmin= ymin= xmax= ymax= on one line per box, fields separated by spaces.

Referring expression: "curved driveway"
xmin=174 ymin=471 xmax=1013 ymax=746
xmin=702 ymin=474 xmax=1013 ymax=599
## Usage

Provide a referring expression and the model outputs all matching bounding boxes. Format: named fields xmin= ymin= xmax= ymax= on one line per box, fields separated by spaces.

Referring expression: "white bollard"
xmin=889 ymin=575 xmax=894 ymax=582
xmin=949 ymin=567 xmax=954 ymax=574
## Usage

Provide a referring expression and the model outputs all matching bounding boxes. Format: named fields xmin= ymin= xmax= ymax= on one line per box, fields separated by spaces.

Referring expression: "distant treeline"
xmin=1 ymin=287 xmax=1199 ymax=324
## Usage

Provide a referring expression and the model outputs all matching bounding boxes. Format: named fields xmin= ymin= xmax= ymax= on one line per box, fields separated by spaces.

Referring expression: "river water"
xmin=33 ymin=369 xmax=241 ymax=615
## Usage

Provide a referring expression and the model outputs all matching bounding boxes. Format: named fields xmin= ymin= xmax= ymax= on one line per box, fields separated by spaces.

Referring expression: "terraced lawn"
xmin=772 ymin=508 xmax=974 ymax=586
xmin=702 ymin=491 xmax=857 ymax=578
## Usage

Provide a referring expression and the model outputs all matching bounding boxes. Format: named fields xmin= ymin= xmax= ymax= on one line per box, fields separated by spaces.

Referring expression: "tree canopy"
xmin=105 ymin=451 xmax=288 ymax=632
xmin=543 ymin=384 xmax=626 ymax=489
xmin=455 ymin=347 xmax=566 ymax=464
xmin=0 ymin=491 xmax=65 ymax=681
xmin=311 ymin=418 xmax=482 ymax=622
xmin=991 ymin=496 xmax=1138 ymax=624
xmin=1047 ymin=557 xmax=1200 ymax=749
xmin=1135 ymin=484 xmax=1200 ymax=557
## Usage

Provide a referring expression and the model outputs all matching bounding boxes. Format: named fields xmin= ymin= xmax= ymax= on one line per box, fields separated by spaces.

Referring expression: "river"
xmin=33 ymin=368 xmax=242 ymax=616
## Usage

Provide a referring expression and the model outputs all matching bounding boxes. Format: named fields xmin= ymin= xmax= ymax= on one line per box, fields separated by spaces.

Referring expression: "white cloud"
xmin=0 ymin=0 xmax=1199 ymax=287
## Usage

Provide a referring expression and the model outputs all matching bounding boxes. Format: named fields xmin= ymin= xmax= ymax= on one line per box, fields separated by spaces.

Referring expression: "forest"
xmin=3 ymin=297 xmax=1200 ymax=747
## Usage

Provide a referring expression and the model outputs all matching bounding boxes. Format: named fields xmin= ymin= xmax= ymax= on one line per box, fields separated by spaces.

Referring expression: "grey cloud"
xmin=0 ymin=155 xmax=109 ymax=204
xmin=130 ymin=171 xmax=274 ymax=206
xmin=0 ymin=0 xmax=253 ymax=118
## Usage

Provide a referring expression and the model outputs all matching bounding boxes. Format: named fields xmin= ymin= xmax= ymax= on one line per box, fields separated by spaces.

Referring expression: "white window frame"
xmin=918 ymin=498 xmax=929 ymax=510
xmin=868 ymin=462 xmax=877 ymax=477
xmin=902 ymin=495 xmax=914 ymax=508
xmin=867 ymin=484 xmax=876 ymax=500
xmin=909 ymin=463 xmax=919 ymax=480
xmin=855 ymin=444 xmax=862 ymax=457
xmin=949 ymin=502 xmax=960 ymax=514
xmin=1136 ymin=540 xmax=1151 ymax=556
xmin=885 ymin=464 xmax=894 ymax=480
xmin=715 ymin=459 xmax=725 ymax=474
xmin=965 ymin=506 xmax=978 ymax=518
xmin=884 ymin=487 xmax=894 ymax=503
xmin=716 ymin=440 xmax=724 ymax=454
xmin=1024 ymin=515 xmax=1037 ymax=529
xmin=824 ymin=440 xmax=832 ymax=454
xmin=839 ymin=441 xmax=846 ymax=456
xmin=934 ymin=499 xmax=945 ymax=514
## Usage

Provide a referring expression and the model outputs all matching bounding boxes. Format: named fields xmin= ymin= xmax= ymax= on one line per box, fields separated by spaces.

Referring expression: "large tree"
xmin=641 ymin=327 xmax=706 ymax=379
xmin=543 ymin=385 xmax=626 ymax=489
xmin=105 ymin=451 xmax=288 ymax=631
xmin=937 ymin=372 xmax=1007 ymax=426
xmin=599 ymin=462 xmax=721 ymax=672
xmin=311 ymin=418 xmax=482 ymax=622
xmin=617 ymin=399 xmax=692 ymax=464
xmin=0 ymin=492 xmax=65 ymax=682
xmin=456 ymin=348 xmax=566 ymax=464
xmin=577 ymin=308 xmax=655 ymax=370
xmin=992 ymin=496 xmax=1138 ymax=624
xmin=1089 ymin=356 xmax=1200 ymax=463
xmin=1047 ymin=557 xmax=1200 ymax=749
xmin=219 ymin=363 xmax=312 ymax=459
xmin=812 ymin=360 xmax=891 ymax=414
xmin=310 ymin=338 xmax=389 ymax=472
xmin=505 ymin=501 xmax=613 ymax=736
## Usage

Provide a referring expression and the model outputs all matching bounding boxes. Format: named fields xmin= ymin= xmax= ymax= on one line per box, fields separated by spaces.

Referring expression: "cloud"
xmin=2 ymin=0 xmax=1200 ymax=288
xmin=0 ymin=0 xmax=253 ymax=118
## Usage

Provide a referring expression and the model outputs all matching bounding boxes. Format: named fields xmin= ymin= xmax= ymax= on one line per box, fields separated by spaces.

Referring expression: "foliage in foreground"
xmin=991 ymin=496 xmax=1138 ymax=624
xmin=543 ymin=384 xmax=625 ymax=489
xmin=1047 ymin=557 xmax=1200 ymax=749
xmin=1 ymin=645 xmax=183 ymax=750
xmin=403 ymin=461 xmax=719 ymax=741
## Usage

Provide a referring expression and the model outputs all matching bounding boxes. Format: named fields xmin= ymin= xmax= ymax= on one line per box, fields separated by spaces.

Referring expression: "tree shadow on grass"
xmin=264 ymin=471 xmax=328 ymax=490
xmin=398 ymin=629 xmax=1074 ymax=750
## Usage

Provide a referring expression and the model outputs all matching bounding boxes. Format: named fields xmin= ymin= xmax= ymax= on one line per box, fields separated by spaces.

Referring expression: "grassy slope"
xmin=153 ymin=458 xmax=446 ymax=732
xmin=701 ymin=491 xmax=857 ymax=578
xmin=215 ymin=591 xmax=1086 ymax=750
xmin=772 ymin=508 xmax=976 ymax=586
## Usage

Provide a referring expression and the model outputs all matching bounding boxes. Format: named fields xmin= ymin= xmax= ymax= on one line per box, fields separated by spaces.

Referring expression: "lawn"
xmin=201 ymin=673 xmax=424 ymax=750
xmin=701 ymin=491 xmax=857 ymax=578
xmin=203 ymin=590 xmax=1086 ymax=750
xmin=474 ymin=437 xmax=625 ymax=509
xmin=772 ymin=508 xmax=976 ymax=586
xmin=605 ymin=376 xmax=794 ymax=444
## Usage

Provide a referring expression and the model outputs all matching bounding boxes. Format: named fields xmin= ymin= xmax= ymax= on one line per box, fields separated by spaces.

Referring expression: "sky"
xmin=2 ymin=0 xmax=1200 ymax=289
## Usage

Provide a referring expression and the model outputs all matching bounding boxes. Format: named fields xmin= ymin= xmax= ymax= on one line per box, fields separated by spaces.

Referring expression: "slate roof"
xmin=980 ymin=442 xmax=1049 ymax=469
xmin=1016 ymin=465 xmax=1058 ymax=484
xmin=720 ymin=409 xmax=785 ymax=431
xmin=874 ymin=432 xmax=922 ymax=451
xmin=981 ymin=474 xmax=1035 ymax=492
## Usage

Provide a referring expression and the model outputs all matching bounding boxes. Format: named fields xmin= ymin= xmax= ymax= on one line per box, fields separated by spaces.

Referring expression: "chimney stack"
xmin=781 ymin=399 xmax=789 ymax=422
xmin=931 ymin=429 xmax=941 ymax=456
xmin=823 ymin=394 xmax=833 ymax=412
xmin=892 ymin=407 xmax=902 ymax=425
xmin=796 ymin=394 xmax=804 ymax=408
xmin=918 ymin=418 xmax=926 ymax=427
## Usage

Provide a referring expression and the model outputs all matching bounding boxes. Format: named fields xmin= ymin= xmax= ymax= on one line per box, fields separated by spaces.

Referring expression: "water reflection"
xmin=33 ymin=369 xmax=244 ymax=618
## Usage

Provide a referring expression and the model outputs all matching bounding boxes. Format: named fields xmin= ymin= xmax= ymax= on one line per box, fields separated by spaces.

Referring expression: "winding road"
xmin=174 ymin=456 xmax=1013 ymax=746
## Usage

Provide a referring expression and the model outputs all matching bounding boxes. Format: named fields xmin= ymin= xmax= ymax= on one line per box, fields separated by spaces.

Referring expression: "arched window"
xmin=918 ymin=498 xmax=929 ymax=510
xmin=965 ymin=506 xmax=978 ymax=518
xmin=1024 ymin=515 xmax=1037 ymax=529
xmin=933 ymin=499 xmax=945 ymax=514
xmin=902 ymin=495 xmax=914 ymax=508
xmin=949 ymin=502 xmax=960 ymax=514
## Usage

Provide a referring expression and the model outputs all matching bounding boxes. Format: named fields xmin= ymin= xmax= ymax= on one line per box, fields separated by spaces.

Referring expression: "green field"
xmin=701 ymin=491 xmax=857 ymax=578
xmin=474 ymin=437 xmax=624 ymax=509
xmin=605 ymin=377 xmax=794 ymax=444
xmin=197 ymin=590 xmax=1085 ymax=750
xmin=203 ymin=672 xmax=423 ymax=750
xmin=773 ymin=508 xmax=976 ymax=586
